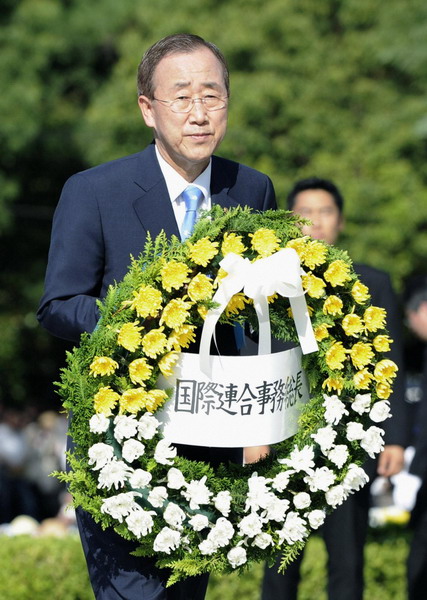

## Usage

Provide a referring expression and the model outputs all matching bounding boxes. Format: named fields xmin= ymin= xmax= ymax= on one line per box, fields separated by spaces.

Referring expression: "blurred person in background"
xmin=261 ymin=177 xmax=407 ymax=600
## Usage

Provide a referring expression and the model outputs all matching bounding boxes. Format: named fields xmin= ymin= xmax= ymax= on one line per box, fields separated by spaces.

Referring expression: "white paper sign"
xmin=156 ymin=347 xmax=309 ymax=447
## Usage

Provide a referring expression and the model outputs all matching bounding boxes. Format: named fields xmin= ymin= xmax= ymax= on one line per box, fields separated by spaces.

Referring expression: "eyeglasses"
xmin=152 ymin=95 xmax=228 ymax=113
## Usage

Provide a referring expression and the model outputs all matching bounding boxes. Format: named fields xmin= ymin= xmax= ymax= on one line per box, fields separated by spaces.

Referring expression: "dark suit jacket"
xmin=37 ymin=143 xmax=276 ymax=342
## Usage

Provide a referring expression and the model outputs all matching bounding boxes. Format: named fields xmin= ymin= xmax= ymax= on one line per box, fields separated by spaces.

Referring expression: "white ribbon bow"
xmin=199 ymin=248 xmax=318 ymax=375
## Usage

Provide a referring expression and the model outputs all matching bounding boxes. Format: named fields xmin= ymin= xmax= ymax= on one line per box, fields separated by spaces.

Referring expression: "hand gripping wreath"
xmin=57 ymin=206 xmax=397 ymax=585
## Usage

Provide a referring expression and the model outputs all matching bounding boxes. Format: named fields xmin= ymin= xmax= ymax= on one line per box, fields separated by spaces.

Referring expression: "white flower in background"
xmin=89 ymin=413 xmax=110 ymax=434
xmin=113 ymin=415 xmax=138 ymax=443
xmin=326 ymin=445 xmax=349 ymax=468
xmin=343 ymin=464 xmax=369 ymax=492
xmin=88 ymin=443 xmax=115 ymax=470
xmin=271 ymin=470 xmax=294 ymax=493
xmin=369 ymin=401 xmax=391 ymax=423
xmin=181 ymin=476 xmax=212 ymax=510
xmin=323 ymin=394 xmax=349 ymax=425
xmin=199 ymin=539 xmax=217 ymax=555
xmin=208 ymin=517 xmax=234 ymax=548
xmin=245 ymin=474 xmax=273 ymax=512
xmin=138 ymin=412 xmax=159 ymax=440
xmin=100 ymin=492 xmax=140 ymax=522
xmin=351 ymin=393 xmax=371 ymax=415
xmin=98 ymin=459 xmax=132 ymax=490
xmin=346 ymin=422 xmax=365 ymax=442
xmin=238 ymin=513 xmax=263 ymax=538
xmin=277 ymin=512 xmax=308 ymax=544
xmin=304 ymin=466 xmax=335 ymax=492
xmin=148 ymin=486 xmax=168 ymax=508
xmin=293 ymin=492 xmax=311 ymax=510
xmin=189 ymin=514 xmax=209 ymax=531
xmin=262 ymin=496 xmax=290 ymax=523
xmin=154 ymin=439 xmax=177 ymax=465
xmin=153 ymin=527 xmax=181 ymax=554
xmin=360 ymin=426 xmax=384 ymax=458
xmin=164 ymin=502 xmax=186 ymax=530
xmin=128 ymin=469 xmax=152 ymax=489
xmin=122 ymin=439 xmax=145 ymax=463
xmin=125 ymin=507 xmax=156 ymax=538
xmin=307 ymin=509 xmax=326 ymax=529
xmin=279 ymin=445 xmax=315 ymax=473
xmin=325 ymin=484 xmax=347 ymax=508
xmin=167 ymin=467 xmax=186 ymax=490
xmin=311 ymin=426 xmax=337 ymax=453
xmin=227 ymin=546 xmax=247 ymax=568
xmin=214 ymin=490 xmax=232 ymax=516
xmin=252 ymin=532 xmax=273 ymax=549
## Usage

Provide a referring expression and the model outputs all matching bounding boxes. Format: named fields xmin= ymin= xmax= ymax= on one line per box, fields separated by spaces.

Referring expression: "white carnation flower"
xmin=293 ymin=492 xmax=311 ymax=510
xmin=181 ymin=476 xmax=212 ymax=510
xmin=311 ymin=426 xmax=337 ymax=453
xmin=128 ymin=469 xmax=152 ymax=489
xmin=245 ymin=474 xmax=273 ymax=512
xmin=100 ymin=492 xmax=140 ymax=522
xmin=122 ymin=439 xmax=145 ymax=463
xmin=164 ymin=502 xmax=186 ymax=530
xmin=278 ymin=445 xmax=315 ymax=473
xmin=98 ymin=459 xmax=132 ymax=490
xmin=199 ymin=538 xmax=217 ymax=555
xmin=238 ymin=513 xmax=263 ymax=538
xmin=207 ymin=517 xmax=234 ymax=548
xmin=271 ymin=470 xmax=294 ymax=493
xmin=189 ymin=514 xmax=209 ymax=531
xmin=89 ymin=413 xmax=110 ymax=434
xmin=304 ymin=466 xmax=335 ymax=492
xmin=214 ymin=490 xmax=232 ymax=517
xmin=323 ymin=394 xmax=349 ymax=425
xmin=351 ymin=393 xmax=371 ymax=415
xmin=88 ymin=443 xmax=115 ymax=470
xmin=343 ymin=464 xmax=369 ymax=492
xmin=369 ymin=401 xmax=392 ymax=423
xmin=154 ymin=439 xmax=177 ymax=465
xmin=227 ymin=546 xmax=247 ymax=568
xmin=325 ymin=484 xmax=347 ymax=508
xmin=360 ymin=426 xmax=385 ymax=458
xmin=307 ymin=509 xmax=326 ymax=529
xmin=138 ymin=412 xmax=159 ymax=440
xmin=167 ymin=467 xmax=186 ymax=490
xmin=125 ymin=507 xmax=156 ymax=538
xmin=147 ymin=486 xmax=168 ymax=508
xmin=252 ymin=532 xmax=273 ymax=549
xmin=326 ymin=444 xmax=349 ymax=468
xmin=346 ymin=421 xmax=365 ymax=442
xmin=277 ymin=511 xmax=308 ymax=544
xmin=113 ymin=415 xmax=138 ymax=443
xmin=153 ymin=527 xmax=181 ymax=554
xmin=262 ymin=496 xmax=290 ymax=523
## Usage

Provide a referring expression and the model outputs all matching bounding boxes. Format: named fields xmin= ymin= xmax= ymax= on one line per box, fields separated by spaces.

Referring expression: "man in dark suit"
xmin=37 ymin=33 xmax=276 ymax=600
xmin=261 ymin=177 xmax=406 ymax=600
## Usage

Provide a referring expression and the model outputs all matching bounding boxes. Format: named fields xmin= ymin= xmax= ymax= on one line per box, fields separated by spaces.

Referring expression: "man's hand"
xmin=244 ymin=446 xmax=270 ymax=464
xmin=377 ymin=444 xmax=405 ymax=477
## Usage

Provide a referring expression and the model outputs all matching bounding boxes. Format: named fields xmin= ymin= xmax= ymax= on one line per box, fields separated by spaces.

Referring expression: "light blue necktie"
xmin=181 ymin=185 xmax=203 ymax=241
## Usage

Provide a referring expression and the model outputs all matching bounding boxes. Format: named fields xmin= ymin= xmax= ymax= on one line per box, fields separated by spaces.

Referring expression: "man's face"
xmin=291 ymin=189 xmax=344 ymax=245
xmin=407 ymin=302 xmax=427 ymax=342
xmin=138 ymin=47 xmax=228 ymax=182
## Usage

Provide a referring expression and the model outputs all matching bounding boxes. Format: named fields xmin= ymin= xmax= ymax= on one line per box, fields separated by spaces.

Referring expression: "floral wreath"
xmin=58 ymin=206 xmax=397 ymax=585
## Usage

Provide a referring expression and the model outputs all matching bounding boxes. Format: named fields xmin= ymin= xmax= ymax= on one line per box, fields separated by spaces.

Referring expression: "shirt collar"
xmin=155 ymin=145 xmax=211 ymax=203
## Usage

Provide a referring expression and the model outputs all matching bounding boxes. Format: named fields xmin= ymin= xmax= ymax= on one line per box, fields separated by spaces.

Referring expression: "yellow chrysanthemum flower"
xmin=160 ymin=298 xmax=192 ymax=329
xmin=314 ymin=323 xmax=332 ymax=342
xmin=364 ymin=306 xmax=387 ymax=332
xmin=351 ymin=281 xmax=371 ymax=304
xmin=285 ymin=237 xmax=307 ymax=260
xmin=125 ymin=285 xmax=163 ymax=318
xmin=323 ymin=295 xmax=343 ymax=316
xmin=120 ymin=387 xmax=146 ymax=414
xmin=144 ymin=389 xmax=168 ymax=412
xmin=141 ymin=327 xmax=168 ymax=358
xmin=117 ymin=322 xmax=143 ymax=352
xmin=349 ymin=342 xmax=374 ymax=369
xmin=302 ymin=273 xmax=326 ymax=298
xmin=374 ymin=359 xmax=398 ymax=383
xmin=213 ymin=267 xmax=229 ymax=288
xmin=168 ymin=324 xmax=197 ymax=350
xmin=226 ymin=293 xmax=249 ymax=316
xmin=158 ymin=351 xmax=180 ymax=377
xmin=373 ymin=335 xmax=393 ymax=353
xmin=353 ymin=368 xmax=374 ymax=390
xmin=302 ymin=240 xmax=328 ymax=270
xmin=221 ymin=232 xmax=247 ymax=256
xmin=376 ymin=382 xmax=392 ymax=400
xmin=249 ymin=228 xmax=281 ymax=257
xmin=325 ymin=341 xmax=347 ymax=370
xmin=197 ymin=305 xmax=209 ymax=320
xmin=323 ymin=260 xmax=352 ymax=287
xmin=322 ymin=376 xmax=344 ymax=394
xmin=188 ymin=238 xmax=219 ymax=266
xmin=187 ymin=273 xmax=214 ymax=302
xmin=342 ymin=313 xmax=364 ymax=337
xmin=160 ymin=261 xmax=190 ymax=292
xmin=93 ymin=386 xmax=120 ymax=416
xmin=89 ymin=356 xmax=119 ymax=377
xmin=128 ymin=358 xmax=153 ymax=385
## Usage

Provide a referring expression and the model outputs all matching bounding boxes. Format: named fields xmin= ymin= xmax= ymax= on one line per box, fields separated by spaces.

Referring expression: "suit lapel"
xmin=210 ymin=156 xmax=240 ymax=209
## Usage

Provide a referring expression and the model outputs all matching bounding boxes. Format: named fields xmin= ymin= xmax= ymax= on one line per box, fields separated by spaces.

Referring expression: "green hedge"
xmin=0 ymin=529 xmax=410 ymax=599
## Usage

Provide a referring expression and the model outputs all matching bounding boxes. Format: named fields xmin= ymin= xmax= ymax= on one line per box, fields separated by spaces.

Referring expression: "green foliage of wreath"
xmin=56 ymin=206 xmax=397 ymax=584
